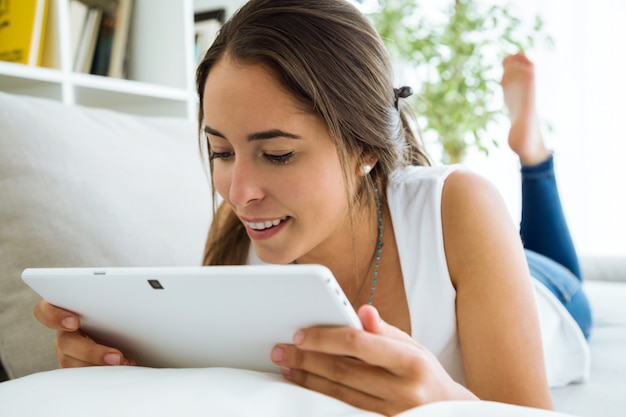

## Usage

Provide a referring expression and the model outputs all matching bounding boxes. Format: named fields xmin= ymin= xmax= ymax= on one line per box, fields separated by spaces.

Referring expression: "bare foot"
xmin=501 ymin=53 xmax=550 ymax=166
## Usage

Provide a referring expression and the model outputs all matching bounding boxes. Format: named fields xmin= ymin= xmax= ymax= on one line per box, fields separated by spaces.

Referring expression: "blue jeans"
xmin=520 ymin=156 xmax=592 ymax=339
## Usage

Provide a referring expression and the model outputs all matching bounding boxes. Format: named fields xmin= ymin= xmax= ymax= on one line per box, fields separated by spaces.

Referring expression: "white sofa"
xmin=0 ymin=92 xmax=624 ymax=416
xmin=550 ymin=262 xmax=626 ymax=417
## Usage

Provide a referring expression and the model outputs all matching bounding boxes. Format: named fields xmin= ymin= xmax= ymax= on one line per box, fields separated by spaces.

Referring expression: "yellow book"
xmin=0 ymin=0 xmax=49 ymax=66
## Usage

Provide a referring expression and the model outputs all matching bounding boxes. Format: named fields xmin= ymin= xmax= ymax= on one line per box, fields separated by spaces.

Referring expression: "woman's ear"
xmin=357 ymin=154 xmax=379 ymax=176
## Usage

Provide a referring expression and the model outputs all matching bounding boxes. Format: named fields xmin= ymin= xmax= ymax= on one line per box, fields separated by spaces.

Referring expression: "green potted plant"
xmin=356 ymin=0 xmax=552 ymax=163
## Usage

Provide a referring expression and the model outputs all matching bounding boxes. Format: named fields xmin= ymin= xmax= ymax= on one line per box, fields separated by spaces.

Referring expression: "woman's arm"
xmin=441 ymin=169 xmax=553 ymax=408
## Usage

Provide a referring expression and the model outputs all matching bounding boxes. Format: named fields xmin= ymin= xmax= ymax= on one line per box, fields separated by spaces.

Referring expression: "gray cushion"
xmin=0 ymin=92 xmax=211 ymax=379
xmin=580 ymin=256 xmax=626 ymax=282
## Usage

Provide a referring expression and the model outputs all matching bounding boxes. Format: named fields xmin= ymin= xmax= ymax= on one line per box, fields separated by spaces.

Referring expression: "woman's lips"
xmin=243 ymin=216 xmax=290 ymax=240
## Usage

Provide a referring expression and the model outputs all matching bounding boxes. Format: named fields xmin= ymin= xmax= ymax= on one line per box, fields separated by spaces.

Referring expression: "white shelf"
xmin=0 ymin=61 xmax=65 ymax=100
xmin=0 ymin=60 xmax=64 ymax=82
xmin=0 ymin=0 xmax=197 ymax=119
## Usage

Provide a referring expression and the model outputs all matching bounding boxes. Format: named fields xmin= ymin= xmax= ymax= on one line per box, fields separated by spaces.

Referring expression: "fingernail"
xmin=62 ymin=317 xmax=76 ymax=330
xmin=271 ymin=346 xmax=285 ymax=363
xmin=104 ymin=353 xmax=121 ymax=366
xmin=293 ymin=330 xmax=304 ymax=345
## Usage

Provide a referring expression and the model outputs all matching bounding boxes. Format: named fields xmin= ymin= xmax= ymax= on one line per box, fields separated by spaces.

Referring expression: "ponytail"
xmin=399 ymin=102 xmax=432 ymax=167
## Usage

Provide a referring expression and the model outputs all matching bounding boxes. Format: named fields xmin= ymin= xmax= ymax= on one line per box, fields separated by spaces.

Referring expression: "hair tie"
xmin=393 ymin=86 xmax=413 ymax=109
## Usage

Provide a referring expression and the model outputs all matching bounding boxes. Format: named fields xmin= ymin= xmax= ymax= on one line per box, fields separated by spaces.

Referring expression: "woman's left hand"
xmin=270 ymin=305 xmax=477 ymax=416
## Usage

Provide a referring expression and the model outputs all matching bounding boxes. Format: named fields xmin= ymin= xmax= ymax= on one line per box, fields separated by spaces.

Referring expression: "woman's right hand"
xmin=34 ymin=300 xmax=134 ymax=367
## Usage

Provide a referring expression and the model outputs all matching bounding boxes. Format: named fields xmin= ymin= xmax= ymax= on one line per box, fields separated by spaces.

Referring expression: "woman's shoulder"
xmin=387 ymin=164 xmax=485 ymax=205
xmin=388 ymin=164 xmax=500 ymax=204
xmin=385 ymin=165 xmax=476 ymax=235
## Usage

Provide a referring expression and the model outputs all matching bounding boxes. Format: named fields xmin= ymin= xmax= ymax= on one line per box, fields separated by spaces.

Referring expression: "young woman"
xmin=34 ymin=1 xmax=590 ymax=415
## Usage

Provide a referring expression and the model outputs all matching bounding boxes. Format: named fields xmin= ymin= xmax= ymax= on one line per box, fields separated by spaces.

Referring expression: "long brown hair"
xmin=196 ymin=0 xmax=430 ymax=266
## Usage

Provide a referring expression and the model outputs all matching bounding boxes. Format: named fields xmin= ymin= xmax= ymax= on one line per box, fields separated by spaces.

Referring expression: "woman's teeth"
xmin=246 ymin=216 xmax=287 ymax=230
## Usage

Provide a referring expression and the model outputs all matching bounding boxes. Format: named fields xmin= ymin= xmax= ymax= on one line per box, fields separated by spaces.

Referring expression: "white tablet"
xmin=22 ymin=265 xmax=362 ymax=373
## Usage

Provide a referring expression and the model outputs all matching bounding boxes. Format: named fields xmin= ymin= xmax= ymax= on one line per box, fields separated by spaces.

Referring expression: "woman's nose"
xmin=228 ymin=159 xmax=265 ymax=207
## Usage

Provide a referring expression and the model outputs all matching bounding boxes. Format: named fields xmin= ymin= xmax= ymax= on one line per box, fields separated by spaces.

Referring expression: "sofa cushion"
xmin=580 ymin=256 xmax=626 ymax=282
xmin=0 ymin=367 xmax=580 ymax=417
xmin=550 ymin=280 xmax=626 ymax=416
xmin=0 ymin=92 xmax=212 ymax=379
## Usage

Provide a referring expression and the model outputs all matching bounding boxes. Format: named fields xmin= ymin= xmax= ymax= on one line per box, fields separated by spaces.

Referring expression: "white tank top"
xmin=387 ymin=165 xmax=589 ymax=388
xmin=386 ymin=165 xmax=466 ymax=383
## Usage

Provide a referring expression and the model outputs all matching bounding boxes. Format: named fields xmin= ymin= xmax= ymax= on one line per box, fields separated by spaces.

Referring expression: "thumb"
xmin=357 ymin=304 xmax=414 ymax=344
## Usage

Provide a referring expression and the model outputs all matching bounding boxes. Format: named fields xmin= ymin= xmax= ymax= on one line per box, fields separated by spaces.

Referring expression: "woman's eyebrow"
xmin=204 ymin=125 xmax=226 ymax=139
xmin=204 ymin=125 xmax=301 ymax=142
xmin=247 ymin=129 xmax=301 ymax=141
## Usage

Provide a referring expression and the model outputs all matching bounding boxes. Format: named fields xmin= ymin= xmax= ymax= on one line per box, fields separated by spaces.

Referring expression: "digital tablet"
xmin=22 ymin=265 xmax=362 ymax=373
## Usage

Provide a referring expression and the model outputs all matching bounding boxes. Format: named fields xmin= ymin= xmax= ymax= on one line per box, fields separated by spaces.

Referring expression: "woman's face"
xmin=202 ymin=56 xmax=356 ymax=264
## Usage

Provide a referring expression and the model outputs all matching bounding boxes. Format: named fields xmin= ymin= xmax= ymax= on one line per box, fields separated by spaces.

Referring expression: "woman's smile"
xmin=244 ymin=216 xmax=288 ymax=231
xmin=242 ymin=216 xmax=291 ymax=241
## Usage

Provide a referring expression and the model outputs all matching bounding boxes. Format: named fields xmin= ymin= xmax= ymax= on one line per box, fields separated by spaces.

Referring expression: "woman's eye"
xmin=209 ymin=151 xmax=234 ymax=161
xmin=264 ymin=152 xmax=294 ymax=165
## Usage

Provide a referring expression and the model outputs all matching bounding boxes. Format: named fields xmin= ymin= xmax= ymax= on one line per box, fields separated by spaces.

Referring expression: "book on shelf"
xmin=0 ymin=0 xmax=49 ymax=66
xmin=107 ymin=0 xmax=133 ymax=79
xmin=72 ymin=0 xmax=133 ymax=78
xmin=90 ymin=8 xmax=115 ymax=75
xmin=73 ymin=5 xmax=103 ymax=73
xmin=69 ymin=0 xmax=89 ymax=68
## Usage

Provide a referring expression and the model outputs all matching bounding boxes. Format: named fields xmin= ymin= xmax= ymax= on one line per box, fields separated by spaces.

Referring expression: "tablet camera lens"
xmin=148 ymin=279 xmax=164 ymax=290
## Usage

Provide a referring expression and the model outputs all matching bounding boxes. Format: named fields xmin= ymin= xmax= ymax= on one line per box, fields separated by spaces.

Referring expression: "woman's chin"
xmin=251 ymin=245 xmax=296 ymax=265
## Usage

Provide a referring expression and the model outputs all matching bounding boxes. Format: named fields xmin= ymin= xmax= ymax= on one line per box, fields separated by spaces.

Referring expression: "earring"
xmin=360 ymin=164 xmax=372 ymax=175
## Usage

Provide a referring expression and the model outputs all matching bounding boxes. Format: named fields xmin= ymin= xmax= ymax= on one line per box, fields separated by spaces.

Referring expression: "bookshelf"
xmin=0 ymin=0 xmax=198 ymax=119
